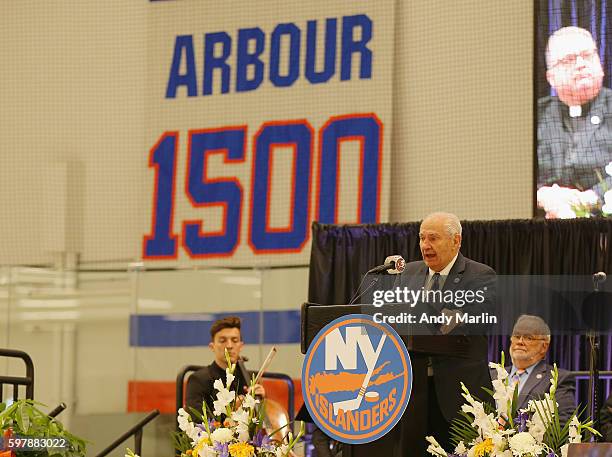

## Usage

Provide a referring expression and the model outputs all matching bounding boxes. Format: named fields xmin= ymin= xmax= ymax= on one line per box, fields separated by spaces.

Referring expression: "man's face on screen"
xmin=419 ymin=216 xmax=460 ymax=272
xmin=547 ymin=30 xmax=604 ymax=106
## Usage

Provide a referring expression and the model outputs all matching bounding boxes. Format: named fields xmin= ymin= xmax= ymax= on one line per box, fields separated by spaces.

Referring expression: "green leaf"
xmin=449 ymin=411 xmax=478 ymax=448
xmin=171 ymin=430 xmax=193 ymax=453
xmin=0 ymin=400 xmax=87 ymax=457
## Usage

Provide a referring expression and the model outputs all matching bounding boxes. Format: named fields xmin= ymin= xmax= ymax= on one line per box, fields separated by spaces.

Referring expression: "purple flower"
xmin=514 ymin=411 xmax=529 ymax=433
xmin=546 ymin=453 xmax=557 ymax=457
xmin=213 ymin=442 xmax=229 ymax=457
xmin=196 ymin=423 xmax=207 ymax=433
xmin=252 ymin=429 xmax=274 ymax=450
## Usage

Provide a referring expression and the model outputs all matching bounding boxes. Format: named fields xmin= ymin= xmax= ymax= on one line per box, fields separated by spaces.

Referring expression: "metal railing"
xmin=0 ymin=348 xmax=34 ymax=401
xmin=95 ymin=409 xmax=160 ymax=457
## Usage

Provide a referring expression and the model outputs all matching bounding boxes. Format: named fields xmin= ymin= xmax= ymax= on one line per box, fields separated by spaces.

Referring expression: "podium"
xmin=301 ymin=302 xmax=476 ymax=457
xmin=567 ymin=443 xmax=612 ymax=457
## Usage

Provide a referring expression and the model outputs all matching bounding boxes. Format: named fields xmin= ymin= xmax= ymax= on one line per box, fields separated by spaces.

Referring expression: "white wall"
xmin=390 ymin=0 xmax=533 ymax=222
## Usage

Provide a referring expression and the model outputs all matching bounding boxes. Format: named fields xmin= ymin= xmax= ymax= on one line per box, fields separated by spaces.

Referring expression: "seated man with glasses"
xmin=492 ymin=314 xmax=576 ymax=423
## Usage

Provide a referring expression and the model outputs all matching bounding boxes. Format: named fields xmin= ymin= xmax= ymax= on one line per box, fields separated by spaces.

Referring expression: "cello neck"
xmin=237 ymin=357 xmax=251 ymax=388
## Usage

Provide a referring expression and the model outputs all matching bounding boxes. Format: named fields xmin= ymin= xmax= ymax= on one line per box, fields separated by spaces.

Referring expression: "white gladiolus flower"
xmin=213 ymin=379 xmax=225 ymax=392
xmin=231 ymin=408 xmax=249 ymax=425
xmin=236 ymin=421 xmax=250 ymax=442
xmin=491 ymin=378 xmax=515 ymax=418
xmin=491 ymin=430 xmax=511 ymax=454
xmin=461 ymin=402 xmax=497 ymax=437
xmin=210 ymin=427 xmax=233 ymax=443
xmin=561 ymin=444 xmax=569 ymax=457
xmin=425 ymin=436 xmax=446 ymax=456
xmin=213 ymin=387 xmax=236 ymax=416
xmin=568 ymin=416 xmax=582 ymax=443
xmin=242 ymin=393 xmax=257 ymax=409
xmin=489 ymin=362 xmax=509 ymax=381
xmin=528 ymin=394 xmax=556 ymax=426
xmin=186 ymin=422 xmax=202 ymax=441
xmin=177 ymin=408 xmax=191 ymax=430
xmin=606 ymin=162 xmax=612 ymax=177
xmin=275 ymin=444 xmax=289 ymax=457
xmin=177 ymin=408 xmax=202 ymax=440
xmin=603 ymin=190 xmax=612 ymax=214
xmin=508 ymin=432 xmax=543 ymax=456
xmin=225 ymin=369 xmax=235 ymax=388
xmin=454 ymin=441 xmax=467 ymax=454
xmin=526 ymin=419 xmax=546 ymax=442
xmin=495 ymin=450 xmax=512 ymax=457
xmin=198 ymin=444 xmax=217 ymax=457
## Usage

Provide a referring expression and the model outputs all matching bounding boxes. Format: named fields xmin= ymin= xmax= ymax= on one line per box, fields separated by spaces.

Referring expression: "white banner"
xmin=143 ymin=0 xmax=394 ymax=266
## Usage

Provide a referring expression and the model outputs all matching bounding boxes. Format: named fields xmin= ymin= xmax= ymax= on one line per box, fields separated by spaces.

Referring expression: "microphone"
xmin=366 ymin=255 xmax=406 ymax=275
xmin=347 ymin=255 xmax=406 ymax=306
xmin=593 ymin=272 xmax=606 ymax=291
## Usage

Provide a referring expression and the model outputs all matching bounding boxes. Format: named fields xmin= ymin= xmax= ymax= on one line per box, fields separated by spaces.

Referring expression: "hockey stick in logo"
xmin=332 ymin=333 xmax=387 ymax=414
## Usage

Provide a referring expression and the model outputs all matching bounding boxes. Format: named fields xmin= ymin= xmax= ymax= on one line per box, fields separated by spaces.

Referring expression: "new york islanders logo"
xmin=302 ymin=314 xmax=412 ymax=443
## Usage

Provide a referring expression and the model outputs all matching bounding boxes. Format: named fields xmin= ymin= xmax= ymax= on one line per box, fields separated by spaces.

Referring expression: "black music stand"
xmin=581 ymin=290 xmax=612 ymax=434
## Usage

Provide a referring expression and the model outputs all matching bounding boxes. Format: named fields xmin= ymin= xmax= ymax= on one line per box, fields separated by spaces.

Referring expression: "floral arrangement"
xmin=172 ymin=351 xmax=303 ymax=457
xmin=0 ymin=399 xmax=87 ymax=457
xmin=537 ymin=185 xmax=599 ymax=218
xmin=537 ymin=161 xmax=612 ymax=218
xmin=426 ymin=354 xmax=599 ymax=457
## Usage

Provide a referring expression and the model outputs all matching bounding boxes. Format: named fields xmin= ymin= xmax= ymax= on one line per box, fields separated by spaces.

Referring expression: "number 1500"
xmin=143 ymin=113 xmax=382 ymax=259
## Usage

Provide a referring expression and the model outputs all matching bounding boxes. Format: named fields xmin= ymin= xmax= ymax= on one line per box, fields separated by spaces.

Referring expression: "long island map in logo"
xmin=302 ymin=314 xmax=412 ymax=443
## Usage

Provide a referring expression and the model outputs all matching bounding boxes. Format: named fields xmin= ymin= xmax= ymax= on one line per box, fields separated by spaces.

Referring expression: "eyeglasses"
xmin=510 ymin=335 xmax=547 ymax=343
xmin=552 ymin=49 xmax=598 ymax=68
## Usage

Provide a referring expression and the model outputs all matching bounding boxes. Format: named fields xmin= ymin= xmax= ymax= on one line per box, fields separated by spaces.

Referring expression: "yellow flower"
xmin=193 ymin=436 xmax=210 ymax=455
xmin=228 ymin=442 xmax=255 ymax=457
xmin=473 ymin=438 xmax=494 ymax=457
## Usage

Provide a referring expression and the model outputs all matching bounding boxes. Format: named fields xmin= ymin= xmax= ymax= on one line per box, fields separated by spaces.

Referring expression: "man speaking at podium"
xmin=400 ymin=212 xmax=496 ymax=451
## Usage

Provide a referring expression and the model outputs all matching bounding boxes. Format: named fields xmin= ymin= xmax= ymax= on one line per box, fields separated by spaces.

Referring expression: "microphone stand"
xmin=587 ymin=331 xmax=600 ymax=435
xmin=586 ymin=273 xmax=605 ymax=437
xmin=347 ymin=274 xmax=379 ymax=306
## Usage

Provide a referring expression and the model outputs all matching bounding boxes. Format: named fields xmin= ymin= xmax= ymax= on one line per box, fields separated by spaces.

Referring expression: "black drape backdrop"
xmin=307 ymin=218 xmax=612 ymax=399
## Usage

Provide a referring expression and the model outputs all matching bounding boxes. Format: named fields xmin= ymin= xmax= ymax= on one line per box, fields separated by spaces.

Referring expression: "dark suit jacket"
xmin=490 ymin=360 xmax=576 ymax=424
xmin=185 ymin=361 xmax=250 ymax=417
xmin=601 ymin=393 xmax=612 ymax=441
xmin=538 ymin=86 xmax=612 ymax=195
xmin=399 ymin=253 xmax=496 ymax=421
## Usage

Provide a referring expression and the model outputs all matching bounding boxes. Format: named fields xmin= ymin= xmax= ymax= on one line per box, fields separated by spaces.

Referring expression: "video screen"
xmin=536 ymin=2 xmax=612 ymax=218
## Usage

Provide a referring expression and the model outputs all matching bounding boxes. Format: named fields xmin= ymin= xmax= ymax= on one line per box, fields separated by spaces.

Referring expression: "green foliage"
xmin=0 ymin=400 xmax=87 ymax=457
xmin=449 ymin=412 xmax=478 ymax=449
xmin=170 ymin=429 xmax=192 ymax=454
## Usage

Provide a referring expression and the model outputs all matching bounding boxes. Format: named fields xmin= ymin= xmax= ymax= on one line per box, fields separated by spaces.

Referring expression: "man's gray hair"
xmin=423 ymin=212 xmax=462 ymax=237
xmin=512 ymin=314 xmax=551 ymax=342
xmin=545 ymin=26 xmax=597 ymax=69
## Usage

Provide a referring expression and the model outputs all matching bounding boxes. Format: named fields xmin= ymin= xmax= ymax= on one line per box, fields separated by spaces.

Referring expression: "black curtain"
xmin=307 ymin=218 xmax=612 ymax=400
